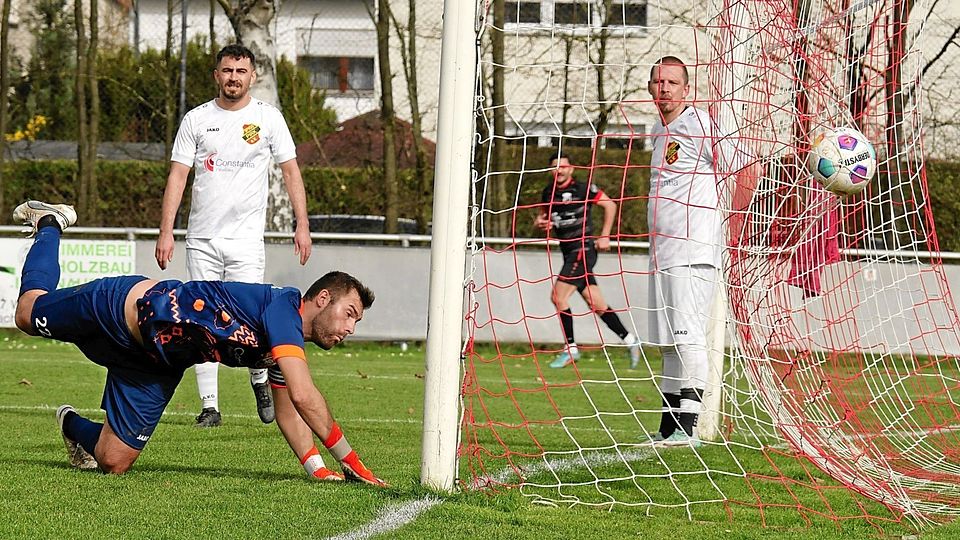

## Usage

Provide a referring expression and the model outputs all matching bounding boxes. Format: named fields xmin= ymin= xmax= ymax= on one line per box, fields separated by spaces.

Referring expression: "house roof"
xmin=296 ymin=111 xmax=436 ymax=169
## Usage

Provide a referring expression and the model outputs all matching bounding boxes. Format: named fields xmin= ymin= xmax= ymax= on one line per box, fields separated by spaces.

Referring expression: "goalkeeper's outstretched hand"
xmin=311 ymin=467 xmax=344 ymax=481
xmin=342 ymin=457 xmax=389 ymax=487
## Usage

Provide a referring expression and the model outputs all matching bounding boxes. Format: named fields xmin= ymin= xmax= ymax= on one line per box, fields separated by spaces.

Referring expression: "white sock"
xmin=568 ymin=343 xmax=579 ymax=355
xmin=249 ymin=368 xmax=268 ymax=385
xmin=195 ymin=362 xmax=219 ymax=410
xmin=623 ymin=332 xmax=638 ymax=345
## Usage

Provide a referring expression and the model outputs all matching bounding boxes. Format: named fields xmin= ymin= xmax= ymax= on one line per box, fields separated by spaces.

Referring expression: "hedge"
xmin=3 ymin=155 xmax=960 ymax=253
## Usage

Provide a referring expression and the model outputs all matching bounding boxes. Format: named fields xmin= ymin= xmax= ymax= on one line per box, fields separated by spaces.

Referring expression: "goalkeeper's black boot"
xmin=252 ymin=381 xmax=275 ymax=424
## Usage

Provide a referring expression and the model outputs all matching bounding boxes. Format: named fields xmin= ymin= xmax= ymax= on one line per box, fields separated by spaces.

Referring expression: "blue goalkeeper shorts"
xmin=30 ymin=275 xmax=184 ymax=450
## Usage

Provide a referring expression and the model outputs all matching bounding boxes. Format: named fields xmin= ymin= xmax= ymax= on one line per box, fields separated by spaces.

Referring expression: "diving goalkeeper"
xmin=12 ymin=200 xmax=386 ymax=486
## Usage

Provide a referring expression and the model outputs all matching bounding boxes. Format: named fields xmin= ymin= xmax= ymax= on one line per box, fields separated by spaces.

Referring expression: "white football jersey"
xmin=171 ymin=99 xmax=297 ymax=239
xmin=648 ymin=106 xmax=723 ymax=270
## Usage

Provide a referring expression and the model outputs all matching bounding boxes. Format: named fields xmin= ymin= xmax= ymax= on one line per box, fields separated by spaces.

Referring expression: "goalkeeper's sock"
xmin=300 ymin=445 xmax=343 ymax=480
xmin=658 ymin=393 xmax=682 ymax=439
xmin=63 ymin=410 xmax=103 ymax=456
xmin=19 ymin=225 xmax=61 ymax=296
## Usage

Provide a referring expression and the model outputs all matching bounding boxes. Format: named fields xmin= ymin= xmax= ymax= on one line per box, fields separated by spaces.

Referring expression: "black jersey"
xmin=540 ymin=179 xmax=604 ymax=242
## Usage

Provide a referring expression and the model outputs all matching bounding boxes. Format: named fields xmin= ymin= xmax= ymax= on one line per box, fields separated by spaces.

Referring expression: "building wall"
xmin=8 ymin=1 xmax=960 ymax=158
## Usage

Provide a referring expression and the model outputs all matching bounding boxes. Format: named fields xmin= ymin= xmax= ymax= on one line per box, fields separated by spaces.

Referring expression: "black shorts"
xmin=557 ymin=242 xmax=598 ymax=291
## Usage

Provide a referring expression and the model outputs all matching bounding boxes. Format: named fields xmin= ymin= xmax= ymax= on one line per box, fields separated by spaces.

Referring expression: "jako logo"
xmin=673 ymin=329 xmax=688 ymax=336
xmin=204 ymin=153 xmax=217 ymax=172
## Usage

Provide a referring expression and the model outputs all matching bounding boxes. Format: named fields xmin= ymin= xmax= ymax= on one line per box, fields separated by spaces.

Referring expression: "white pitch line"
xmin=475 ymin=446 xmax=660 ymax=487
xmin=326 ymin=496 xmax=443 ymax=540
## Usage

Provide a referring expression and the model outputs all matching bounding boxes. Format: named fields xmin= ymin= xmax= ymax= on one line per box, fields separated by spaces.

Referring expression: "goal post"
xmin=419 ymin=0 xmax=478 ymax=491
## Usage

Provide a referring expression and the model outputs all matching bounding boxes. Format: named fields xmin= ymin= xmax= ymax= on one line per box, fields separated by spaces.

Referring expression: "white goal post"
xmin=419 ymin=0 xmax=478 ymax=491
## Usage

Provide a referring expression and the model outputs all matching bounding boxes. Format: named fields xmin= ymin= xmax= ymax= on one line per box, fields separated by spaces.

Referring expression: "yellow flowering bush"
xmin=5 ymin=115 xmax=48 ymax=142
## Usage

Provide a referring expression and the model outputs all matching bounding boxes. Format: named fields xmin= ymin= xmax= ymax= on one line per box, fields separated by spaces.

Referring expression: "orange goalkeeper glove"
xmin=323 ymin=422 xmax=388 ymax=487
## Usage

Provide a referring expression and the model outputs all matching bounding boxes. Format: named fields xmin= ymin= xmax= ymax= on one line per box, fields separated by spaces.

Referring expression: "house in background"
xmin=129 ymin=0 xmax=655 ymax=149
xmin=135 ymin=0 xmax=394 ymax=133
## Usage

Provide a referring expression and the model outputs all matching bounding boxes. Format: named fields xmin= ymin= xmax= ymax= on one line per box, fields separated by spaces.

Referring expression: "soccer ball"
xmin=806 ymin=127 xmax=877 ymax=196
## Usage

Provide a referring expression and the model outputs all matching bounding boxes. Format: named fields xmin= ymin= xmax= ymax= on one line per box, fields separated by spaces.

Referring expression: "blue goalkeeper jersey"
xmin=136 ymin=280 xmax=306 ymax=371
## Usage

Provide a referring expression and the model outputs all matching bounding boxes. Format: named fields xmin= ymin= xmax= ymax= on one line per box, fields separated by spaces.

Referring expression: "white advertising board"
xmin=0 ymin=238 xmax=136 ymax=327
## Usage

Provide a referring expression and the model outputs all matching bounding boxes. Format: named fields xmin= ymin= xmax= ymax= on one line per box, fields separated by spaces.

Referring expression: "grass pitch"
xmin=0 ymin=335 xmax=957 ymax=539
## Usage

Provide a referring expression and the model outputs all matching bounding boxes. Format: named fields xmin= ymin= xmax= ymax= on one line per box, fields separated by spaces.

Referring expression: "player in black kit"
xmin=534 ymin=154 xmax=640 ymax=369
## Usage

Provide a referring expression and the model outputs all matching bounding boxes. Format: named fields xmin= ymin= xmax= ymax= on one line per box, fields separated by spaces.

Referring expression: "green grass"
xmin=0 ymin=336 xmax=958 ymax=539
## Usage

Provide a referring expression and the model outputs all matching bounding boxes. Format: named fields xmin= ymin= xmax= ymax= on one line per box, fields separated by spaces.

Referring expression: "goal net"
xmin=458 ymin=0 xmax=960 ymax=528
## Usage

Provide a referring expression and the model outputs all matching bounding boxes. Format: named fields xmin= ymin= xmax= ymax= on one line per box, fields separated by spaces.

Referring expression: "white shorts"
xmin=648 ymin=264 xmax=718 ymax=346
xmin=185 ymin=237 xmax=265 ymax=283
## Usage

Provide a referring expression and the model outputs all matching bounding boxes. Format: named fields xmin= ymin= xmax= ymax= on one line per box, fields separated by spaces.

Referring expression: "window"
xmin=297 ymin=56 xmax=375 ymax=93
xmin=607 ymin=2 xmax=647 ymax=27
xmin=505 ymin=1 xmax=541 ymax=24
xmin=553 ymin=2 xmax=590 ymax=25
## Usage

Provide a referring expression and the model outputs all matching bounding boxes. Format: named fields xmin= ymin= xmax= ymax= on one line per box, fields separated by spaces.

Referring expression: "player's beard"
xmin=221 ymin=83 xmax=246 ymax=101
xmin=311 ymin=312 xmax=345 ymax=350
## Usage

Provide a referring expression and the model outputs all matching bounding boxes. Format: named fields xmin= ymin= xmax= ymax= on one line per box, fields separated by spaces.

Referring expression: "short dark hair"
xmin=650 ymin=56 xmax=689 ymax=85
xmin=216 ymin=44 xmax=256 ymax=68
xmin=548 ymin=153 xmax=571 ymax=168
xmin=304 ymin=271 xmax=375 ymax=309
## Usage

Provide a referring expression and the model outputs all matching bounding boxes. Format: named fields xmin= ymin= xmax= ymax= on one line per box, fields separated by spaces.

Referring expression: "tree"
xmin=0 ymin=0 xmax=11 ymax=217
xmin=163 ymin=0 xmax=176 ymax=160
xmin=73 ymin=0 xmax=97 ymax=222
xmin=390 ymin=0 xmax=431 ymax=233
xmin=488 ymin=0 xmax=509 ymax=238
xmin=19 ymin=0 xmax=76 ymax=141
xmin=373 ymin=0 xmax=400 ymax=233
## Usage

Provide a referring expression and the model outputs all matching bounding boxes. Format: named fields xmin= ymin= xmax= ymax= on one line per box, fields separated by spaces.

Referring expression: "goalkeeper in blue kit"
xmin=12 ymin=200 xmax=386 ymax=486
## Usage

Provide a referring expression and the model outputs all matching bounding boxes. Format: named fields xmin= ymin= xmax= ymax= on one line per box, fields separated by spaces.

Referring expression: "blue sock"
xmin=19 ymin=226 xmax=61 ymax=296
xmin=63 ymin=411 xmax=103 ymax=456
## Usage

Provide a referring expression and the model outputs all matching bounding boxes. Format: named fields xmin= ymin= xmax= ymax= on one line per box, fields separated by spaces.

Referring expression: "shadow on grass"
xmin=1 ymin=455 xmax=296 ymax=482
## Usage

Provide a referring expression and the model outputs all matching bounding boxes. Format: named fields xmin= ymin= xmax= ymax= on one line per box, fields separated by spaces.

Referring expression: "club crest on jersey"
xmin=242 ymin=123 xmax=261 ymax=144
xmin=665 ymin=141 xmax=680 ymax=165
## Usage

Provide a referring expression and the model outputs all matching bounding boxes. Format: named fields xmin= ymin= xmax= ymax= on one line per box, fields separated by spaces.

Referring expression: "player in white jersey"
xmin=646 ymin=56 xmax=723 ymax=448
xmin=155 ymin=44 xmax=312 ymax=428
